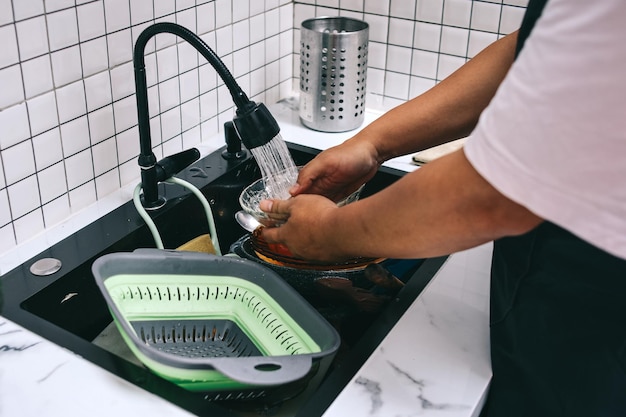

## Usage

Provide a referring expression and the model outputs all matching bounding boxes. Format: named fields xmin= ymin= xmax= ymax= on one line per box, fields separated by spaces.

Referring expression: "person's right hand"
xmin=290 ymin=138 xmax=381 ymax=202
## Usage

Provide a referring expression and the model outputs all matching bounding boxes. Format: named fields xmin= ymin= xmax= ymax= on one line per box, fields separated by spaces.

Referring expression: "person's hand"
xmin=259 ymin=195 xmax=347 ymax=263
xmin=290 ymin=138 xmax=380 ymax=202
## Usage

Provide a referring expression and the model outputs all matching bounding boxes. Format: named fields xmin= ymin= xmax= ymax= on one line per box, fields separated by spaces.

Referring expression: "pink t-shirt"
xmin=464 ymin=0 xmax=626 ymax=259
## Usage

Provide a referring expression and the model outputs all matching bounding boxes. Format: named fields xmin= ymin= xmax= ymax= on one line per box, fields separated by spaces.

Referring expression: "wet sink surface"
xmin=0 ymin=143 xmax=446 ymax=417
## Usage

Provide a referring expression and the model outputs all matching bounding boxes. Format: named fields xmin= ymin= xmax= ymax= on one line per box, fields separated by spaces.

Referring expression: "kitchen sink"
xmin=0 ymin=142 xmax=446 ymax=416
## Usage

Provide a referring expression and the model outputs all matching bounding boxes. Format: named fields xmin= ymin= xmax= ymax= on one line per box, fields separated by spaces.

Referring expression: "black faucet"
xmin=133 ymin=22 xmax=281 ymax=209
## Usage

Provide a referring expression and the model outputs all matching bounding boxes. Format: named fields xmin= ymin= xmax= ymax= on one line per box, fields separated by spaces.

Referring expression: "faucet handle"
xmin=222 ymin=121 xmax=247 ymax=160
xmin=154 ymin=148 xmax=201 ymax=182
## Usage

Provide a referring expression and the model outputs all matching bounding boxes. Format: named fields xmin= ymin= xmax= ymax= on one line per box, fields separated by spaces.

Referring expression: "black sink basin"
xmin=0 ymin=143 xmax=446 ymax=416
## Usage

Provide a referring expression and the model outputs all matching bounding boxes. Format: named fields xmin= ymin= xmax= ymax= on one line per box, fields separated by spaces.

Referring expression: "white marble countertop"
xmin=0 ymin=99 xmax=492 ymax=416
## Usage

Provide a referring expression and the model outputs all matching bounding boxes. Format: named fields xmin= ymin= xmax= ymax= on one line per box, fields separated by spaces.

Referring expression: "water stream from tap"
xmin=250 ymin=133 xmax=298 ymax=200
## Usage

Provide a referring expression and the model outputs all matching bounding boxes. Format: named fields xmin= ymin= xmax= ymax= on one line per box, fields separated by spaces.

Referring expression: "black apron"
xmin=480 ymin=1 xmax=626 ymax=415
xmin=482 ymin=223 xmax=626 ymax=416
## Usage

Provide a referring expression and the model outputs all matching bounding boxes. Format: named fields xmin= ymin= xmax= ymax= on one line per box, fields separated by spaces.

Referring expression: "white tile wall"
xmin=293 ymin=0 xmax=527 ymax=111
xmin=0 ymin=0 xmax=295 ymax=253
xmin=0 ymin=0 xmax=527 ymax=255
xmin=0 ymin=103 xmax=29 ymax=148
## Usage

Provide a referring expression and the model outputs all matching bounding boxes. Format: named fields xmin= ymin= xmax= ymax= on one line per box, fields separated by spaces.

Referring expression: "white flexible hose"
xmin=165 ymin=177 xmax=221 ymax=256
xmin=133 ymin=183 xmax=164 ymax=249
xmin=132 ymin=177 xmax=222 ymax=256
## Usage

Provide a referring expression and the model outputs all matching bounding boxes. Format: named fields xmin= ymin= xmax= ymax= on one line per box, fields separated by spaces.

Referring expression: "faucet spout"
xmin=133 ymin=22 xmax=280 ymax=208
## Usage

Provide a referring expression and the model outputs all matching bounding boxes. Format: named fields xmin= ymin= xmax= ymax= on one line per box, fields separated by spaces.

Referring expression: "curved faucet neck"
xmin=133 ymin=22 xmax=261 ymax=208
xmin=134 ymin=22 xmax=250 ymax=110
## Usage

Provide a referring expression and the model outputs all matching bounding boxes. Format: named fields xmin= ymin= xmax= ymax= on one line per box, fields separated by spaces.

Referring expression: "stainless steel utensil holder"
xmin=299 ymin=17 xmax=369 ymax=132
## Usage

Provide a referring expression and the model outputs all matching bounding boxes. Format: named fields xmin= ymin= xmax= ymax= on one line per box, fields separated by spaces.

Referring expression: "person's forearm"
xmin=324 ymin=148 xmax=542 ymax=260
xmin=259 ymin=147 xmax=542 ymax=261
xmin=260 ymin=147 xmax=542 ymax=261
xmin=357 ymin=31 xmax=519 ymax=163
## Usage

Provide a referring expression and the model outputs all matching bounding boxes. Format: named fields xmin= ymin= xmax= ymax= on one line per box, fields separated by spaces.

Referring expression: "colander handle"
xmin=213 ymin=355 xmax=313 ymax=386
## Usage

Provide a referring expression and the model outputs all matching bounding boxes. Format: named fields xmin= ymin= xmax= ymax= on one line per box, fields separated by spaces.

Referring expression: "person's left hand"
xmin=259 ymin=194 xmax=344 ymax=262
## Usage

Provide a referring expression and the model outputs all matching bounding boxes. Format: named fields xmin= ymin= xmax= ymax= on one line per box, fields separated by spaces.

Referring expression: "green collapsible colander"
xmin=92 ymin=249 xmax=340 ymax=394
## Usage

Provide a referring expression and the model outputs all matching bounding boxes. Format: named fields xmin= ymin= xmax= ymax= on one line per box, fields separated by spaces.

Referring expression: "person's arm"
xmin=363 ymin=31 xmax=519 ymax=162
xmin=290 ymin=31 xmax=519 ymax=200
xmin=260 ymin=148 xmax=542 ymax=262
xmin=258 ymin=31 xmax=538 ymax=261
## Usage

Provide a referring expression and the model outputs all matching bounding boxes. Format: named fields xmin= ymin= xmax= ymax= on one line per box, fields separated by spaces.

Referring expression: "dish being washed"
xmin=239 ymin=166 xmax=363 ymax=224
xmin=249 ymin=228 xmax=382 ymax=270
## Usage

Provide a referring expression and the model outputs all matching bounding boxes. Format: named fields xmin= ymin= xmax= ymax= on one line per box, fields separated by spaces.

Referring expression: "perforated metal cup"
xmin=299 ymin=17 xmax=369 ymax=132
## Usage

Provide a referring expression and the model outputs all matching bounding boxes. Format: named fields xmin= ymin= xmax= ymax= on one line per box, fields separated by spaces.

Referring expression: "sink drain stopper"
xmin=30 ymin=257 xmax=62 ymax=276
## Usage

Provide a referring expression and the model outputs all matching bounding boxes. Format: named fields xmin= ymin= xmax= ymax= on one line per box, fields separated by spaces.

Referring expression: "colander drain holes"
xmin=121 ymin=285 xmax=258 ymax=303
xmin=131 ymin=319 xmax=262 ymax=358
xmin=211 ymin=391 xmax=266 ymax=401
xmin=118 ymin=284 xmax=310 ymax=356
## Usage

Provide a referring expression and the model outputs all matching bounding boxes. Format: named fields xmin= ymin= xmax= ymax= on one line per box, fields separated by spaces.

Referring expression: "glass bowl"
xmin=239 ymin=166 xmax=363 ymax=223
